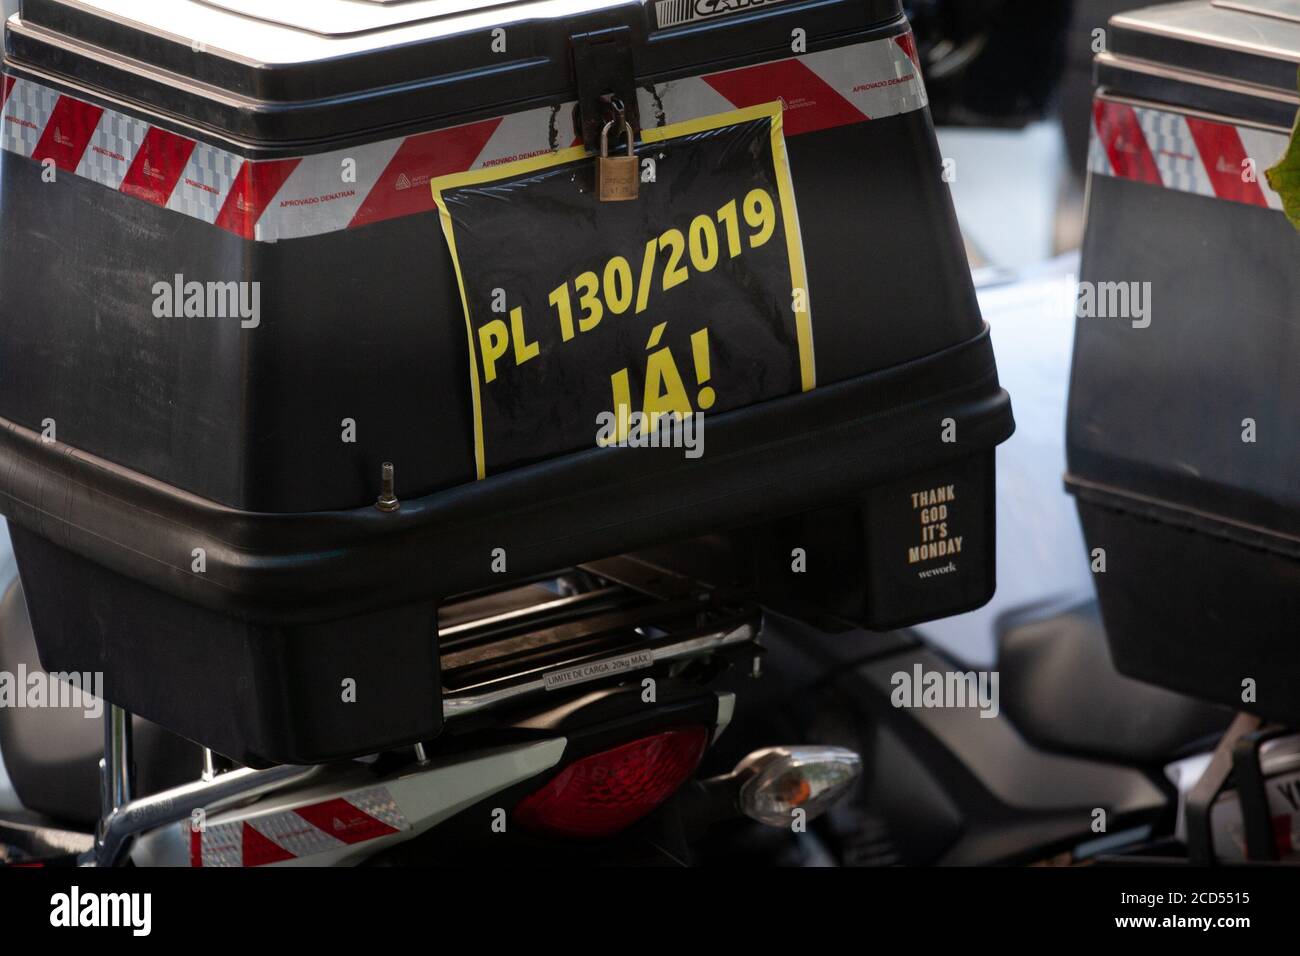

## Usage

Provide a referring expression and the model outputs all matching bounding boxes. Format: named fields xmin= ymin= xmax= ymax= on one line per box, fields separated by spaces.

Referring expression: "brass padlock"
xmin=597 ymin=120 xmax=639 ymax=202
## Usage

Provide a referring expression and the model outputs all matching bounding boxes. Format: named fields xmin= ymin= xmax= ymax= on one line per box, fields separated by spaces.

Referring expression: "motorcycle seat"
xmin=997 ymin=600 xmax=1230 ymax=765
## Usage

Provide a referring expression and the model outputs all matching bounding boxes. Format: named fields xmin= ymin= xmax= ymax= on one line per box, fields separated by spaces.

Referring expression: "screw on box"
xmin=376 ymin=461 xmax=400 ymax=512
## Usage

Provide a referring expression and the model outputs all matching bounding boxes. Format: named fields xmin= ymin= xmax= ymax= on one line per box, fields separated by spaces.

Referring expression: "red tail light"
xmin=514 ymin=726 xmax=710 ymax=839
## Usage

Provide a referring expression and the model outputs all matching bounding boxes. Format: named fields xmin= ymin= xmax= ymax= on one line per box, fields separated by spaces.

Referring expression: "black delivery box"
xmin=0 ymin=0 xmax=1013 ymax=764
xmin=1068 ymin=1 xmax=1300 ymax=721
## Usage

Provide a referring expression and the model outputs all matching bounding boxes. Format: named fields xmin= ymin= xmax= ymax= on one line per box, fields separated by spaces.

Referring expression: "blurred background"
xmin=890 ymin=0 xmax=1129 ymax=665
xmin=910 ymin=0 xmax=1133 ymax=267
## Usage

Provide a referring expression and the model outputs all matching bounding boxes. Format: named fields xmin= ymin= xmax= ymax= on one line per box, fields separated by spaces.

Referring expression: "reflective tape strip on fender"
xmin=1088 ymin=96 xmax=1289 ymax=212
xmin=0 ymin=33 xmax=927 ymax=242
xmin=190 ymin=785 xmax=409 ymax=867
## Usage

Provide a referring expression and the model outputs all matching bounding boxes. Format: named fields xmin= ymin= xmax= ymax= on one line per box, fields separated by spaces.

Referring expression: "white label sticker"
xmin=655 ymin=0 xmax=793 ymax=28
xmin=543 ymin=650 xmax=656 ymax=691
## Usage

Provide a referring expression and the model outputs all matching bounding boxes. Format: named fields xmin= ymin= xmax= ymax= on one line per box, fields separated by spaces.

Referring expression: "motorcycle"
xmin=0 ymin=0 xmax=1015 ymax=870
xmin=0 ymin=544 xmax=863 ymax=867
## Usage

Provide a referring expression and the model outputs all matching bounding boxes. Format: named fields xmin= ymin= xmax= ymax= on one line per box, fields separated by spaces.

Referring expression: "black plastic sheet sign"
xmin=432 ymin=102 xmax=812 ymax=478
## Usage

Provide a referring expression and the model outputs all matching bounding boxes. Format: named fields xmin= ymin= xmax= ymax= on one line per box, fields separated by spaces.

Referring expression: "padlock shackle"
xmin=599 ymin=118 xmax=635 ymax=158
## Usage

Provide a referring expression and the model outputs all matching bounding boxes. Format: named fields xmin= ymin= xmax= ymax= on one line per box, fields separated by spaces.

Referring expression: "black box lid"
xmin=1110 ymin=0 xmax=1300 ymax=94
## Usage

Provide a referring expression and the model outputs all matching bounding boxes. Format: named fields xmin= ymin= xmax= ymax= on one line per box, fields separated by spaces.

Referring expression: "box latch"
xmin=571 ymin=26 xmax=641 ymax=151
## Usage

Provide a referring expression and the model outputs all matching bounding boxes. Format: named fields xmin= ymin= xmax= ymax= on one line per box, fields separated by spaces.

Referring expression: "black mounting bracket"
xmin=1186 ymin=712 xmax=1260 ymax=865
xmin=1232 ymin=723 xmax=1292 ymax=862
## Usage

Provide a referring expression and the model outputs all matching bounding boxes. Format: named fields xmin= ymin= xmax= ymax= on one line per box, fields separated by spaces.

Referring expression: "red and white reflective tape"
xmin=1 ymin=34 xmax=925 ymax=243
xmin=190 ymin=785 xmax=409 ymax=867
xmin=1088 ymin=97 xmax=1289 ymax=212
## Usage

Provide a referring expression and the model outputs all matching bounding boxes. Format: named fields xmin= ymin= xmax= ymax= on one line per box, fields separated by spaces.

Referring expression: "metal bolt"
xmin=376 ymin=461 xmax=400 ymax=512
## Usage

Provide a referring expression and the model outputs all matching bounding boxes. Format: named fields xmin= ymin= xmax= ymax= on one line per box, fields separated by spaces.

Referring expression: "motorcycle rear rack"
xmin=1092 ymin=715 xmax=1300 ymax=867
xmin=439 ymin=556 xmax=758 ymax=719
xmin=0 ymin=556 xmax=760 ymax=866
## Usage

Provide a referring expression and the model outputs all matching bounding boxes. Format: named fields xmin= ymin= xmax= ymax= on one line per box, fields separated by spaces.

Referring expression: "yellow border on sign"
xmin=431 ymin=100 xmax=813 ymax=481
